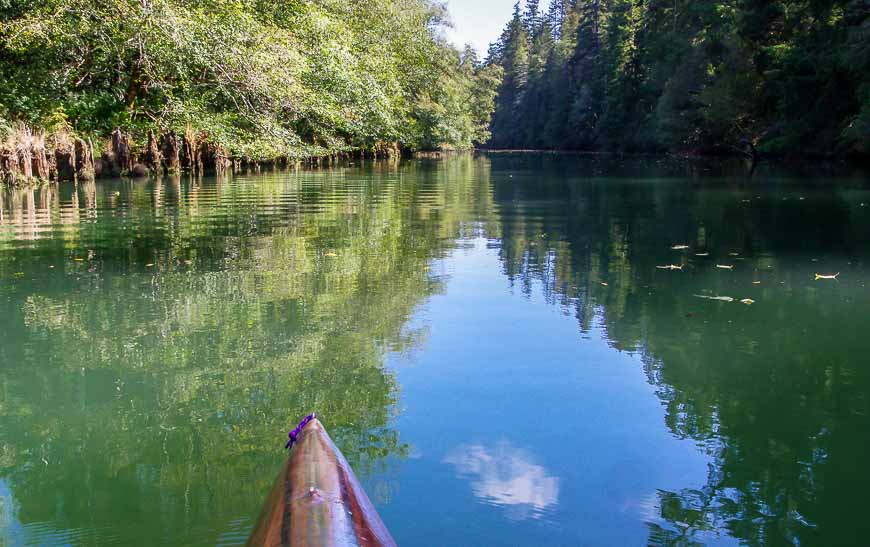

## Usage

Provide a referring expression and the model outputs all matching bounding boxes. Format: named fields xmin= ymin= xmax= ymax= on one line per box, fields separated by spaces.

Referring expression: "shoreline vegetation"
xmin=0 ymin=122 xmax=409 ymax=186
xmin=0 ymin=0 xmax=501 ymax=186
xmin=2 ymin=1 xmax=868 ymax=186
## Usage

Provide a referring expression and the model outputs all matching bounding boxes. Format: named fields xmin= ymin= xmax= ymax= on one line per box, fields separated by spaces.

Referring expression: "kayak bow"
xmin=247 ymin=416 xmax=396 ymax=547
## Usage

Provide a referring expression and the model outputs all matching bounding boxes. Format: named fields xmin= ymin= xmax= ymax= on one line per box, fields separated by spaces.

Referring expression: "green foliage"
xmin=485 ymin=0 xmax=870 ymax=157
xmin=0 ymin=0 xmax=500 ymax=158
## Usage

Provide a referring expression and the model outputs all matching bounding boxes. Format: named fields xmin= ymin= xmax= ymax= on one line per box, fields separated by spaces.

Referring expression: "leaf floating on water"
xmin=741 ymin=298 xmax=755 ymax=305
xmin=145 ymin=263 xmax=154 ymax=267
xmin=716 ymin=264 xmax=734 ymax=270
xmin=600 ymin=282 xmax=608 ymax=286
xmin=656 ymin=264 xmax=683 ymax=270
xmin=694 ymin=294 xmax=735 ymax=302
xmin=695 ymin=252 xmax=709 ymax=257
xmin=752 ymin=281 xmax=761 ymax=284
xmin=729 ymin=252 xmax=740 ymax=256
xmin=671 ymin=244 xmax=690 ymax=250
xmin=814 ymin=273 xmax=840 ymax=280
xmin=74 ymin=258 xmax=85 ymax=262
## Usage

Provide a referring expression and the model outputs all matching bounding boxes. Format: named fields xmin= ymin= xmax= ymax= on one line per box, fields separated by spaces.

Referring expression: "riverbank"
xmin=478 ymin=147 xmax=870 ymax=166
xmin=0 ymin=123 xmax=406 ymax=186
xmin=0 ymin=0 xmax=500 ymax=188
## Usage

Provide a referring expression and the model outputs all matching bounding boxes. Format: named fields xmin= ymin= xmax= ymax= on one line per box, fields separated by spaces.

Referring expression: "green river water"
xmin=0 ymin=153 xmax=868 ymax=546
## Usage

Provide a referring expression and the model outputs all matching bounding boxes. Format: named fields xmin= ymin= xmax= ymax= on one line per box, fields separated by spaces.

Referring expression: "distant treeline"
xmin=0 ymin=0 xmax=502 ymax=184
xmin=485 ymin=0 xmax=869 ymax=157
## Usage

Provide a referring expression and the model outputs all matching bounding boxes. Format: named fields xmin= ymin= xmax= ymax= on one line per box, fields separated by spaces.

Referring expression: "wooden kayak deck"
xmin=247 ymin=417 xmax=396 ymax=547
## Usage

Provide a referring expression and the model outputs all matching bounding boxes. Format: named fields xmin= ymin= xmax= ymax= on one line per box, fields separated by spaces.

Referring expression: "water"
xmin=0 ymin=154 xmax=868 ymax=546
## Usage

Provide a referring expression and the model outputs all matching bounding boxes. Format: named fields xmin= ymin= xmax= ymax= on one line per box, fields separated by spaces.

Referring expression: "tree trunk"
xmin=182 ymin=131 xmax=202 ymax=174
xmin=111 ymin=128 xmax=132 ymax=174
xmin=0 ymin=148 xmax=17 ymax=185
xmin=144 ymin=129 xmax=162 ymax=174
xmin=32 ymin=135 xmax=50 ymax=181
xmin=161 ymin=132 xmax=180 ymax=173
xmin=55 ymin=146 xmax=76 ymax=182
xmin=75 ymin=138 xmax=95 ymax=181
xmin=17 ymin=134 xmax=33 ymax=180
xmin=210 ymin=144 xmax=231 ymax=174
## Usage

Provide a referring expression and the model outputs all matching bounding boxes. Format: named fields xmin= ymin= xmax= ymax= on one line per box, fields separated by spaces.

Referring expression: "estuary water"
xmin=0 ymin=153 xmax=868 ymax=546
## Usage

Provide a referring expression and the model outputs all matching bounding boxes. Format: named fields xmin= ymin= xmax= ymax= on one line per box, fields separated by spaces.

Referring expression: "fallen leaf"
xmin=694 ymin=294 xmax=735 ymax=302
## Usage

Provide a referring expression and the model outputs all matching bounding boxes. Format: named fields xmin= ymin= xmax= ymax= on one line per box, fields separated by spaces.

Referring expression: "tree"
xmin=0 ymin=0 xmax=501 ymax=165
xmin=482 ymin=0 xmax=870 ymax=157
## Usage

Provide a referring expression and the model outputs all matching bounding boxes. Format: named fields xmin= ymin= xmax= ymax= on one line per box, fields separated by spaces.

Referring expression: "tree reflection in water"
xmin=1 ymin=155 xmax=868 ymax=544
xmin=0 ymin=157 xmax=497 ymax=545
xmin=485 ymin=154 xmax=870 ymax=545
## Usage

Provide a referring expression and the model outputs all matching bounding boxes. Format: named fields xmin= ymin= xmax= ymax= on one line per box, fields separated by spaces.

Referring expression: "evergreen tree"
xmin=546 ymin=0 xmax=568 ymax=40
xmin=489 ymin=5 xmax=531 ymax=148
xmin=483 ymin=0 xmax=870 ymax=157
xmin=524 ymin=0 xmax=542 ymax=35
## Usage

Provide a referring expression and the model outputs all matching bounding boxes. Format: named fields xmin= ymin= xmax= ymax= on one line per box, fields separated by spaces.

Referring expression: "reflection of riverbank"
xmin=444 ymin=442 xmax=559 ymax=520
xmin=484 ymin=154 xmax=870 ymax=544
xmin=0 ymin=159 xmax=502 ymax=546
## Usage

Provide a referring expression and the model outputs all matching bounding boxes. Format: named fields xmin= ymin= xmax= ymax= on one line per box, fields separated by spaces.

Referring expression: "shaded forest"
xmin=485 ymin=0 xmax=869 ymax=157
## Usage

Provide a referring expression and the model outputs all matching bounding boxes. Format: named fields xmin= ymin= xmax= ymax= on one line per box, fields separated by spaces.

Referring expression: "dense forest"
xmin=485 ymin=0 xmax=869 ymax=157
xmin=0 ymin=0 xmax=501 ymax=184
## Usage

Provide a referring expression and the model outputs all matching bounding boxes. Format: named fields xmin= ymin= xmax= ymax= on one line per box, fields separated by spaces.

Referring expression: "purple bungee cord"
xmin=285 ymin=413 xmax=316 ymax=449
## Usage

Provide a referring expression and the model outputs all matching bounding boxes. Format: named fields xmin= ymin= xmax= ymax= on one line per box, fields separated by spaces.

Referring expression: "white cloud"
xmin=444 ymin=441 xmax=560 ymax=519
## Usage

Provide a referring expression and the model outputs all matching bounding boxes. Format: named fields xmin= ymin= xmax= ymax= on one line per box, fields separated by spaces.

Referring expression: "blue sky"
xmin=444 ymin=0 xmax=532 ymax=55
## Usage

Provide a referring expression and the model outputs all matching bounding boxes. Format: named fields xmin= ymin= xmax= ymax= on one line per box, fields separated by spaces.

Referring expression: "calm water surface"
xmin=0 ymin=154 xmax=868 ymax=546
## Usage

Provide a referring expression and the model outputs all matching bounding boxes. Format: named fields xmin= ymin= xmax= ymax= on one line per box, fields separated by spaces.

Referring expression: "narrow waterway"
xmin=1 ymin=154 xmax=868 ymax=545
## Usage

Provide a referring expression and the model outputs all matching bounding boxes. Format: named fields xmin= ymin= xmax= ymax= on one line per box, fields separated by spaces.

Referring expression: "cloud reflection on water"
xmin=444 ymin=442 xmax=559 ymax=520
